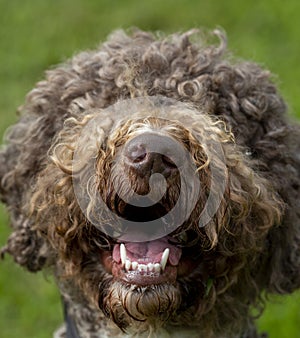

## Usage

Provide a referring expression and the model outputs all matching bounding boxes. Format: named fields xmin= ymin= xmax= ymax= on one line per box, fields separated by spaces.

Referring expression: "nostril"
xmin=161 ymin=155 xmax=177 ymax=169
xmin=133 ymin=152 xmax=147 ymax=163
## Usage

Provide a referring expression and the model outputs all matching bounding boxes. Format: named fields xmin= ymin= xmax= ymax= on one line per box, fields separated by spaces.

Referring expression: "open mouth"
xmin=101 ymin=233 xmax=202 ymax=286
xmin=112 ymin=237 xmax=181 ymax=286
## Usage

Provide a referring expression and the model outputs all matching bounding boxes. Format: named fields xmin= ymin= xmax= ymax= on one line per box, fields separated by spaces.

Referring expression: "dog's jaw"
xmin=96 ymin=232 xmax=208 ymax=333
xmin=100 ymin=233 xmax=206 ymax=284
xmin=101 ymin=237 xmax=182 ymax=286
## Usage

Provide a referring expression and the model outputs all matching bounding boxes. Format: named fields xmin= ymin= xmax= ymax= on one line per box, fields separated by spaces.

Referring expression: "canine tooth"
xmin=154 ymin=263 xmax=161 ymax=273
xmin=120 ymin=244 xmax=126 ymax=266
xmin=131 ymin=261 xmax=138 ymax=270
xmin=125 ymin=259 xmax=131 ymax=271
xmin=147 ymin=263 xmax=154 ymax=272
xmin=160 ymin=248 xmax=170 ymax=271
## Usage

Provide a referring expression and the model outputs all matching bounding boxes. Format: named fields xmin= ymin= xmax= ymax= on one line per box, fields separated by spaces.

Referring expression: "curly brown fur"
xmin=1 ymin=29 xmax=299 ymax=338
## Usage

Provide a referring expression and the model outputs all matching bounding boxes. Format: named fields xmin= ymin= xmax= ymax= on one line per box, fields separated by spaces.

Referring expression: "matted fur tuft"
xmin=1 ymin=29 xmax=299 ymax=338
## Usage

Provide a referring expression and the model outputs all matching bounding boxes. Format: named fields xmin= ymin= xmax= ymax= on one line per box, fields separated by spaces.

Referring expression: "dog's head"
xmin=30 ymin=97 xmax=282 ymax=335
xmin=1 ymin=29 xmax=299 ymax=337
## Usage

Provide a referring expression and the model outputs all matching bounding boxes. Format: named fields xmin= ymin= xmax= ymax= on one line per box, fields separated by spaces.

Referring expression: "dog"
xmin=0 ymin=29 xmax=299 ymax=338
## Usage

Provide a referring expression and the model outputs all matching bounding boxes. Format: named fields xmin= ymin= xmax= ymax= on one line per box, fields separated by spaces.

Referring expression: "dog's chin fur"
xmin=1 ymin=28 xmax=300 ymax=338
xmin=99 ymin=280 xmax=182 ymax=333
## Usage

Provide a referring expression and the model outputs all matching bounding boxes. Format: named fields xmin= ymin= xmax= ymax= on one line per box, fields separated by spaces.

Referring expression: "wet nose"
xmin=124 ymin=133 xmax=181 ymax=177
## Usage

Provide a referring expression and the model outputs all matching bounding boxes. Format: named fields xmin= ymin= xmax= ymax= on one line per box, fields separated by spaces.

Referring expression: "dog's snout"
xmin=124 ymin=133 xmax=180 ymax=177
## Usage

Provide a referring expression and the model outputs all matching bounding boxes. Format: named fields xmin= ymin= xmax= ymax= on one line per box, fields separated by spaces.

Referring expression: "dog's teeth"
xmin=154 ymin=263 xmax=161 ymax=273
xmin=160 ymin=248 xmax=169 ymax=271
xmin=147 ymin=263 xmax=154 ymax=272
xmin=120 ymin=243 xmax=127 ymax=266
xmin=139 ymin=264 xmax=147 ymax=272
xmin=125 ymin=259 xmax=131 ymax=271
xmin=131 ymin=261 xmax=138 ymax=270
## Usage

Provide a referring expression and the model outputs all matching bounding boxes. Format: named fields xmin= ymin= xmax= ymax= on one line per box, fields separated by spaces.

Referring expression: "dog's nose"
xmin=124 ymin=133 xmax=181 ymax=177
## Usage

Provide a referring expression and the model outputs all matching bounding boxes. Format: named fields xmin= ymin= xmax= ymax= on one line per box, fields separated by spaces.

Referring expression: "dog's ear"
xmin=0 ymin=112 xmax=58 ymax=271
xmin=256 ymin=125 xmax=300 ymax=294
xmin=212 ymin=60 xmax=300 ymax=294
xmin=0 ymin=136 xmax=50 ymax=272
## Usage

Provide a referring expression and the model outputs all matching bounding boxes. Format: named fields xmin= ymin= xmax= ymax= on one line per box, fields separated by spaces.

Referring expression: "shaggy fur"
xmin=0 ymin=29 xmax=299 ymax=338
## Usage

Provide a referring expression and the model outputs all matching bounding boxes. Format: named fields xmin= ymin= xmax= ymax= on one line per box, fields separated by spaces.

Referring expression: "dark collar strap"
xmin=63 ymin=301 xmax=81 ymax=338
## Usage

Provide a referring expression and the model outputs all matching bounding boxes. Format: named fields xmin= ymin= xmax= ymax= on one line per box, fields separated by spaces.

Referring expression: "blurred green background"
xmin=0 ymin=0 xmax=299 ymax=337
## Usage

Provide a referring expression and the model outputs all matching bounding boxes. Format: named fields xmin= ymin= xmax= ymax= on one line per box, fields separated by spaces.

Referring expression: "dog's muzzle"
xmin=100 ymin=132 xmax=203 ymax=286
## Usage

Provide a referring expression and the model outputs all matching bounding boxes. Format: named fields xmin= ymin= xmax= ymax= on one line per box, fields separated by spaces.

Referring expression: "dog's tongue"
xmin=113 ymin=237 xmax=182 ymax=266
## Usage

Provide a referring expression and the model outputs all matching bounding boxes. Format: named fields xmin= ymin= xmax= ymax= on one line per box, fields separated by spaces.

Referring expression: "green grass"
xmin=0 ymin=1 xmax=299 ymax=337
